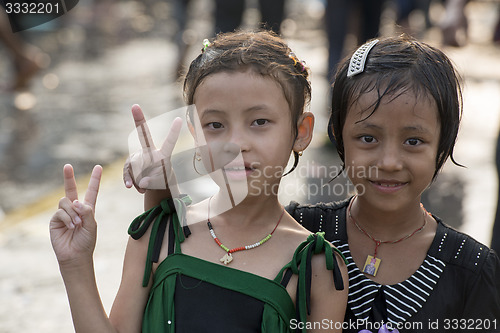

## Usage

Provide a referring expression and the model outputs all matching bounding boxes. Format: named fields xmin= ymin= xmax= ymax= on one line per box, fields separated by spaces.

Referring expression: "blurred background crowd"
xmin=0 ymin=0 xmax=499 ymax=331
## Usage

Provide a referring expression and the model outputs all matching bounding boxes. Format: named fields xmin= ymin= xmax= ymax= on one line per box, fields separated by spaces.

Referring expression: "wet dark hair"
xmin=329 ymin=34 xmax=463 ymax=179
xmin=183 ymin=30 xmax=311 ymax=140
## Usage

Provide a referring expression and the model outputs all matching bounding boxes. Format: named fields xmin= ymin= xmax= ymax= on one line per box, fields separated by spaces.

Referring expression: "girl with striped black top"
xmin=288 ymin=35 xmax=500 ymax=332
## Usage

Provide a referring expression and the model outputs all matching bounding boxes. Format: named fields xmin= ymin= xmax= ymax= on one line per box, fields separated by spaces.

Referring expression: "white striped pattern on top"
xmin=332 ymin=240 xmax=446 ymax=324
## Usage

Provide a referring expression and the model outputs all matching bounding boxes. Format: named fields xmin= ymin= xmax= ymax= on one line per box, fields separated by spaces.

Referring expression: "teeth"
xmin=378 ymin=182 xmax=402 ymax=187
xmin=225 ymin=166 xmax=245 ymax=171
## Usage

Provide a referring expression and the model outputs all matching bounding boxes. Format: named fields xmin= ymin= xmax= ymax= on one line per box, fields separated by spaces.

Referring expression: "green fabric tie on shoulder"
xmin=275 ymin=232 xmax=347 ymax=331
xmin=128 ymin=196 xmax=192 ymax=287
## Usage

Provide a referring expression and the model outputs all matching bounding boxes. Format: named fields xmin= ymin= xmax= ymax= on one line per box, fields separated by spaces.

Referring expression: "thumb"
xmin=73 ymin=200 xmax=97 ymax=228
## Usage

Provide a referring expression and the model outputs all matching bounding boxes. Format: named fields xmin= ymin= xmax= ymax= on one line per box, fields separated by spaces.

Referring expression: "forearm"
xmin=59 ymin=258 xmax=117 ymax=333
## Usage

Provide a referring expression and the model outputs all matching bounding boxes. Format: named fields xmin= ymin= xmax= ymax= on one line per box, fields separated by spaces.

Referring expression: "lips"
xmin=222 ymin=162 xmax=255 ymax=180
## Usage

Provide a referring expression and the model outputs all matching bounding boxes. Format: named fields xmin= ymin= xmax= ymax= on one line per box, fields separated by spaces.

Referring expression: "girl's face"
xmin=192 ymin=70 xmax=312 ymax=196
xmin=342 ymin=90 xmax=440 ymax=211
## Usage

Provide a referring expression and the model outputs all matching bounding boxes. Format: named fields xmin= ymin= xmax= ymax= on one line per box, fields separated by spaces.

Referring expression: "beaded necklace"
xmin=348 ymin=196 xmax=428 ymax=276
xmin=207 ymin=197 xmax=285 ymax=265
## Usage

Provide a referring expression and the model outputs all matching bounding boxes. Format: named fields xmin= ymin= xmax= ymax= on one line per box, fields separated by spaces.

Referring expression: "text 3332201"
xmin=4 ymin=1 xmax=61 ymax=15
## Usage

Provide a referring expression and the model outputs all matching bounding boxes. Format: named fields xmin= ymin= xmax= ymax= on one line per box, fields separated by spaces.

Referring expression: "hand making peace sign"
xmin=49 ymin=164 xmax=102 ymax=265
xmin=123 ymin=104 xmax=182 ymax=197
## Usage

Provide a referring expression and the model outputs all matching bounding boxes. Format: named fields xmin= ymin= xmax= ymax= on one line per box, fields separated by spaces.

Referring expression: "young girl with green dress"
xmin=50 ymin=30 xmax=349 ymax=333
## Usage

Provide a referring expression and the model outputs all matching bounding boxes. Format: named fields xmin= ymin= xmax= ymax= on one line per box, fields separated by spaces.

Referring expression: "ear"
xmin=293 ymin=112 xmax=314 ymax=152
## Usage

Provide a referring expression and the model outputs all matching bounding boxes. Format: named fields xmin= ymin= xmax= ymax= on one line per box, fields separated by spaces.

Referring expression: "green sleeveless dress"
xmin=128 ymin=197 xmax=346 ymax=332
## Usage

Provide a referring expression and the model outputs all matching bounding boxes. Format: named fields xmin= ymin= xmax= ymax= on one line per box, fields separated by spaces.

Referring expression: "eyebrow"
xmin=201 ymin=104 xmax=271 ymax=117
xmin=200 ymin=109 xmax=224 ymax=117
xmin=354 ymin=122 xmax=382 ymax=130
xmin=355 ymin=122 xmax=432 ymax=134
xmin=403 ymin=125 xmax=431 ymax=133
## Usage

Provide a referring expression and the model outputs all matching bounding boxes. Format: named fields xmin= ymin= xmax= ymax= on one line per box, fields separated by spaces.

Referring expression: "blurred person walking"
xmin=173 ymin=0 xmax=193 ymax=79
xmin=0 ymin=10 xmax=44 ymax=90
xmin=324 ymin=0 xmax=384 ymax=82
xmin=214 ymin=0 xmax=286 ymax=34
xmin=174 ymin=0 xmax=286 ymax=79
xmin=440 ymin=0 xmax=468 ymax=46
xmin=394 ymin=0 xmax=432 ymax=37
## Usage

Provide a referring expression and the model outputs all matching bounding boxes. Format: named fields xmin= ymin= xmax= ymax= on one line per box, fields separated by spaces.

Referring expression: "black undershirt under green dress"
xmin=286 ymin=197 xmax=500 ymax=333
xmin=128 ymin=197 xmax=346 ymax=332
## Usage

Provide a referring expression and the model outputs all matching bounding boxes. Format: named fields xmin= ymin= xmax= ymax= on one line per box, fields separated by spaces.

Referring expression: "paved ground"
xmin=0 ymin=0 xmax=500 ymax=332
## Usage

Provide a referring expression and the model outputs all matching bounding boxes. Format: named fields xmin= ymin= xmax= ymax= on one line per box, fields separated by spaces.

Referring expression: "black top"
xmin=174 ymin=274 xmax=265 ymax=332
xmin=286 ymin=197 xmax=500 ymax=333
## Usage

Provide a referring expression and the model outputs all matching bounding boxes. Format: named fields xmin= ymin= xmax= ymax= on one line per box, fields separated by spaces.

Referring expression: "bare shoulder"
xmin=281 ymin=213 xmax=313 ymax=238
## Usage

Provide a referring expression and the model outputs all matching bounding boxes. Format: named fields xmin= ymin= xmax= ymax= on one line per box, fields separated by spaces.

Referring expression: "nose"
xmin=224 ymin=128 xmax=250 ymax=153
xmin=376 ymin=143 xmax=403 ymax=172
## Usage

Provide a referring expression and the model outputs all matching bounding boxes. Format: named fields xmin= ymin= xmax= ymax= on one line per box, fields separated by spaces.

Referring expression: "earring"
xmin=193 ymin=151 xmax=203 ymax=175
xmin=298 ymin=151 xmax=303 ymax=156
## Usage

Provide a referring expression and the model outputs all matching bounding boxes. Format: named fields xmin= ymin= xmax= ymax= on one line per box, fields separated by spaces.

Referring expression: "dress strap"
xmin=275 ymin=232 xmax=347 ymax=331
xmin=128 ymin=195 xmax=192 ymax=287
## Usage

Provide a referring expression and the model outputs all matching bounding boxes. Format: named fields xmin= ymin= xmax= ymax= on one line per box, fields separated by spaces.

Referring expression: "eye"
xmin=405 ymin=138 xmax=422 ymax=146
xmin=206 ymin=122 xmax=223 ymax=130
xmin=252 ymin=119 xmax=269 ymax=126
xmin=360 ymin=135 xmax=376 ymax=143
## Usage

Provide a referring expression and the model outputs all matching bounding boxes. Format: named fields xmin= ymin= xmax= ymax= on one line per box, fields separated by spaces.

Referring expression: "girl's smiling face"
xmin=342 ymin=90 xmax=440 ymax=211
xmin=192 ymin=70 xmax=312 ymax=195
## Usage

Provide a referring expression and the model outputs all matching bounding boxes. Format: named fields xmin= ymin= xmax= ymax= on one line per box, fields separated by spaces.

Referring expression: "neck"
xmin=349 ymin=195 xmax=426 ymax=241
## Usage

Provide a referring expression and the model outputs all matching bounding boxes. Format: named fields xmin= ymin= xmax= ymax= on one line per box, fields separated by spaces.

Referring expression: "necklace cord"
xmin=207 ymin=196 xmax=285 ymax=259
xmin=347 ymin=196 xmax=428 ymax=259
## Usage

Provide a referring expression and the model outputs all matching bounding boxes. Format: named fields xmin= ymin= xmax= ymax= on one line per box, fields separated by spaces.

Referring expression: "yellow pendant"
xmin=363 ymin=255 xmax=381 ymax=276
xmin=220 ymin=253 xmax=233 ymax=265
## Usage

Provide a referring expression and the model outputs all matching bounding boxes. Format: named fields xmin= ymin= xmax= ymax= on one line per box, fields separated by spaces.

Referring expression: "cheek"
xmin=343 ymin=141 xmax=371 ymax=167
xmin=343 ymin=147 xmax=372 ymax=183
xmin=412 ymin=152 xmax=438 ymax=177
xmin=268 ymin=127 xmax=296 ymax=151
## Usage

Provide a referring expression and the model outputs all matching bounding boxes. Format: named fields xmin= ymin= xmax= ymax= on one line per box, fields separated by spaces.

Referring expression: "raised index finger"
xmin=159 ymin=117 xmax=183 ymax=156
xmin=132 ymin=104 xmax=156 ymax=150
xmin=63 ymin=164 xmax=78 ymax=202
xmin=84 ymin=165 xmax=102 ymax=209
